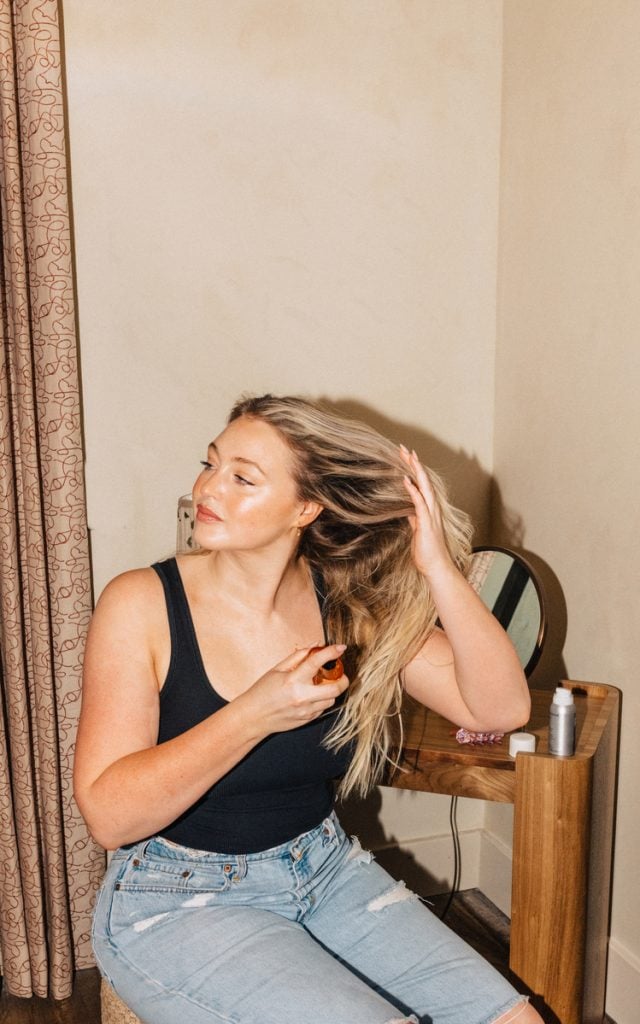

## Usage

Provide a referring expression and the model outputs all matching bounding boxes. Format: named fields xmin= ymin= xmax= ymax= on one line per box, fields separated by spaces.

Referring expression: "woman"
xmin=75 ymin=394 xmax=542 ymax=1024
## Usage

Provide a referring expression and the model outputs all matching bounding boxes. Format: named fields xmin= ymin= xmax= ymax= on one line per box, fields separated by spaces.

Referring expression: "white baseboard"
xmin=478 ymin=827 xmax=513 ymax=917
xmin=606 ymin=937 xmax=640 ymax=1024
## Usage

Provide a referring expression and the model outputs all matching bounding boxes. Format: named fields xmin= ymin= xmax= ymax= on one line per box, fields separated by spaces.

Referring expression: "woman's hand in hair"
xmin=400 ymin=446 xmax=530 ymax=732
xmin=400 ymin=446 xmax=455 ymax=582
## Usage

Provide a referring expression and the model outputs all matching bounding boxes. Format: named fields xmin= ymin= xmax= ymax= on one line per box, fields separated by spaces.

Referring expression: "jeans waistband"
xmin=116 ymin=811 xmax=342 ymax=864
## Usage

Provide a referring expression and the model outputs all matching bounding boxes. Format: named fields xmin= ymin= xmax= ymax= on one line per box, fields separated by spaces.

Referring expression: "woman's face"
xmin=192 ymin=416 xmax=317 ymax=553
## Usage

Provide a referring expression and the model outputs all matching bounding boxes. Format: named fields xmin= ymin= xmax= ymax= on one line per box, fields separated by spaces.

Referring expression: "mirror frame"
xmin=471 ymin=545 xmax=547 ymax=678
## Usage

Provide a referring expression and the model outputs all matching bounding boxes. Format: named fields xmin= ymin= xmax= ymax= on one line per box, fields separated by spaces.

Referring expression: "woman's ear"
xmin=297 ymin=501 xmax=323 ymax=529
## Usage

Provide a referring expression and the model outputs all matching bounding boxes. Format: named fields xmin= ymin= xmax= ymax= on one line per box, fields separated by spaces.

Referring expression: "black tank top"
xmin=152 ymin=558 xmax=352 ymax=853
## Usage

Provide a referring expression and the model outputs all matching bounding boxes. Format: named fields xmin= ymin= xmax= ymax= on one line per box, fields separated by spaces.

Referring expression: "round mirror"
xmin=467 ymin=546 xmax=546 ymax=677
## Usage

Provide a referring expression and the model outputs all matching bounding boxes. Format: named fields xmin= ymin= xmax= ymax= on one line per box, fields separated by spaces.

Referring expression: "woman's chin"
xmin=191 ymin=525 xmax=226 ymax=549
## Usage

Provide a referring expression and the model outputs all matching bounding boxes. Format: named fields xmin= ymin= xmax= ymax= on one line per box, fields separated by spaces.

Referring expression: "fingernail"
xmin=336 ymin=644 xmax=347 ymax=652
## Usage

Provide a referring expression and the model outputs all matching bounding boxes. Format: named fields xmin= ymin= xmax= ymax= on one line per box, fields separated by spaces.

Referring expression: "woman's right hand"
xmin=239 ymin=643 xmax=349 ymax=737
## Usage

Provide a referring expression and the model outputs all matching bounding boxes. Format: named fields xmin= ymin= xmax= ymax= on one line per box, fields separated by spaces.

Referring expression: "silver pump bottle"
xmin=549 ymin=686 xmax=576 ymax=756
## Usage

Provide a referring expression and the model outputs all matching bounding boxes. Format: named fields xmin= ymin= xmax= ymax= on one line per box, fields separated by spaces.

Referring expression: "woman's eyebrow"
xmin=207 ymin=442 xmax=266 ymax=476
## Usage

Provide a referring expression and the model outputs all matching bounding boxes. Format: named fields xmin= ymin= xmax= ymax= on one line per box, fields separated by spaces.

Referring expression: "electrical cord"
xmin=439 ymin=795 xmax=461 ymax=921
xmin=394 ymin=703 xmax=461 ymax=921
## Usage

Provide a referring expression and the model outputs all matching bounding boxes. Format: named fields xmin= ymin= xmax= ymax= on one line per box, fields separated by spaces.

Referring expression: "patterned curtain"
xmin=0 ymin=0 xmax=104 ymax=1000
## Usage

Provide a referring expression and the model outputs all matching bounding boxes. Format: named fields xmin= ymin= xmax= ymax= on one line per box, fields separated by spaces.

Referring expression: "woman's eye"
xmin=200 ymin=460 xmax=214 ymax=470
xmin=234 ymin=474 xmax=254 ymax=486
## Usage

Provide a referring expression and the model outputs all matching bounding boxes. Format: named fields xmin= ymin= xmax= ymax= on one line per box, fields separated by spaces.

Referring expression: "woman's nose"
xmin=199 ymin=468 xmax=222 ymax=495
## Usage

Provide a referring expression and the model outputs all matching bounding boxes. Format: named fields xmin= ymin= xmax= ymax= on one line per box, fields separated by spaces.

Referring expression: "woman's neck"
xmin=198 ymin=548 xmax=311 ymax=618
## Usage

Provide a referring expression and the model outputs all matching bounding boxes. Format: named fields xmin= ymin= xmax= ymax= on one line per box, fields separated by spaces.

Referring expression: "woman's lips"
xmin=196 ymin=504 xmax=222 ymax=522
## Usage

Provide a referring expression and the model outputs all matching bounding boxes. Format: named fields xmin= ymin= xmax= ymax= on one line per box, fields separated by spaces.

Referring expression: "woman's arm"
xmin=399 ymin=448 xmax=530 ymax=732
xmin=73 ymin=570 xmax=347 ymax=850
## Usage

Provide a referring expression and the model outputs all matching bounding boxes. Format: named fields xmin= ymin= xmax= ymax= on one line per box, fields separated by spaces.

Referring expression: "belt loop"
xmin=322 ymin=814 xmax=336 ymax=840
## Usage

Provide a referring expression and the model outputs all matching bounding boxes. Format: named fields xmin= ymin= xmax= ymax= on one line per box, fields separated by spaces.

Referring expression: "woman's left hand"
xmin=400 ymin=446 xmax=454 ymax=581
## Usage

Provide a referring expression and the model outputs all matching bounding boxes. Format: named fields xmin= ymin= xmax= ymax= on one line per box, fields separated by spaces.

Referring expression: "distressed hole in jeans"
xmin=346 ymin=836 xmax=373 ymax=864
xmin=384 ymin=1016 xmax=419 ymax=1023
xmin=181 ymin=892 xmax=218 ymax=908
xmin=132 ymin=912 xmax=170 ymax=933
xmin=367 ymin=880 xmax=416 ymax=913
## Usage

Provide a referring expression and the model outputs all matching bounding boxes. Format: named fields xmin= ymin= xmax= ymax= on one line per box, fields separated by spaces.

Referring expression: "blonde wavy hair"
xmin=228 ymin=394 xmax=473 ymax=797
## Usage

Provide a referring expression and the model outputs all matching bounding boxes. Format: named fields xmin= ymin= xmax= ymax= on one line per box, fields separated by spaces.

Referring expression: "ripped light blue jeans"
xmin=92 ymin=812 xmax=526 ymax=1024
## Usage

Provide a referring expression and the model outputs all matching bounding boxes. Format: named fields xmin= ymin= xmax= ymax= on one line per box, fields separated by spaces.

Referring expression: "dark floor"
xmin=0 ymin=889 xmax=617 ymax=1023
xmin=0 ymin=967 xmax=100 ymax=1024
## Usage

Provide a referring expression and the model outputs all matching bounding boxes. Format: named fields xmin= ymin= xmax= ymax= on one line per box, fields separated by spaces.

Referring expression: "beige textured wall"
xmin=63 ymin=0 xmax=502 ymax=598
xmin=494 ymin=2 xmax=640 ymax=1020
xmin=63 ymin=2 xmax=502 ymax=883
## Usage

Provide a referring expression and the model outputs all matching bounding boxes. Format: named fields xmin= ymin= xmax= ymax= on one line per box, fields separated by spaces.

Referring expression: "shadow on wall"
xmin=325 ymin=399 xmax=568 ymax=893
xmin=329 ymin=397 xmax=497 ymax=544
xmin=490 ymin=479 xmax=568 ymax=691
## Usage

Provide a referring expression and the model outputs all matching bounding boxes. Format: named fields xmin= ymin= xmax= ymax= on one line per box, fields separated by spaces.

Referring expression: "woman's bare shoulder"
xmin=91 ymin=565 xmax=168 ymax=635
xmin=96 ymin=565 xmax=161 ymax=600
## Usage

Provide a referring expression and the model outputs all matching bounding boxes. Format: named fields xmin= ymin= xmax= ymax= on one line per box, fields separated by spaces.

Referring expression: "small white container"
xmin=509 ymin=732 xmax=537 ymax=757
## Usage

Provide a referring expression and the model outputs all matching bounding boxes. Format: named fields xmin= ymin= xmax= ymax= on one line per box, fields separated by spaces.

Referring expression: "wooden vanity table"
xmin=386 ymin=681 xmax=619 ymax=1024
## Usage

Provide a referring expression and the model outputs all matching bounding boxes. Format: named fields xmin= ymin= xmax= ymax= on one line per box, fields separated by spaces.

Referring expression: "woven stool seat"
xmin=101 ymin=978 xmax=144 ymax=1024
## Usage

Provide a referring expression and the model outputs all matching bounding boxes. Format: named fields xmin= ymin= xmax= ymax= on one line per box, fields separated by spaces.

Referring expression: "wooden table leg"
xmin=511 ymin=753 xmax=592 ymax=1024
